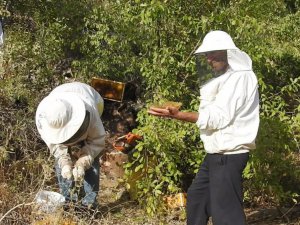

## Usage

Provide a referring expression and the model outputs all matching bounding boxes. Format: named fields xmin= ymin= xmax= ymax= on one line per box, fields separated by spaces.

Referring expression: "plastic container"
xmin=113 ymin=132 xmax=142 ymax=153
xmin=34 ymin=190 xmax=65 ymax=213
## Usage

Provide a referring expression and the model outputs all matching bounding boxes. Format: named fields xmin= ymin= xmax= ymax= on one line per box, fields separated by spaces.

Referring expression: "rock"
xmin=101 ymin=151 xmax=128 ymax=179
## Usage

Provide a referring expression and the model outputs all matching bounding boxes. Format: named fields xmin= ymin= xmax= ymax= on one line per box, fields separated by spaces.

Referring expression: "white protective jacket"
xmin=46 ymin=82 xmax=106 ymax=168
xmin=196 ymin=50 xmax=260 ymax=154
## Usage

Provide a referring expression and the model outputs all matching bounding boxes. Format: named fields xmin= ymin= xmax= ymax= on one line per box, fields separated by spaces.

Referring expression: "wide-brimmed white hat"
xmin=195 ymin=30 xmax=238 ymax=54
xmin=35 ymin=93 xmax=86 ymax=144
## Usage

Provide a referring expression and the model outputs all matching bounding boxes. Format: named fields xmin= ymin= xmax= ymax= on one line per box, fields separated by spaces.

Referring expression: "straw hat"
xmin=35 ymin=93 xmax=86 ymax=144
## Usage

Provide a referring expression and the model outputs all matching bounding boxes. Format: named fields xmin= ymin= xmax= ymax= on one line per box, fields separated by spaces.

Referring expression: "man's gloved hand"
xmin=72 ymin=155 xmax=92 ymax=184
xmin=61 ymin=165 xmax=73 ymax=180
xmin=72 ymin=165 xmax=85 ymax=182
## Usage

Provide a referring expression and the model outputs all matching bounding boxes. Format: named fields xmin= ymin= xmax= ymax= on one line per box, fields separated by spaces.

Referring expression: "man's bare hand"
xmin=148 ymin=106 xmax=179 ymax=118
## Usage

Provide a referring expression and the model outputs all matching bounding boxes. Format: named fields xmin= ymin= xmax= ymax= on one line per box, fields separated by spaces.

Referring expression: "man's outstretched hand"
xmin=148 ymin=106 xmax=199 ymax=123
xmin=148 ymin=106 xmax=179 ymax=118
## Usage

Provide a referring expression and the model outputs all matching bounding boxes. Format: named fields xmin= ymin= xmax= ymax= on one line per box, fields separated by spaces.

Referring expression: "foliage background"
xmin=0 ymin=0 xmax=299 ymax=221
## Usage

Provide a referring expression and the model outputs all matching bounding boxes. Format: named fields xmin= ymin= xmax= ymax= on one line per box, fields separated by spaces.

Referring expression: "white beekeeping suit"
xmin=0 ymin=20 xmax=4 ymax=77
xmin=0 ymin=20 xmax=3 ymax=45
xmin=195 ymin=31 xmax=259 ymax=154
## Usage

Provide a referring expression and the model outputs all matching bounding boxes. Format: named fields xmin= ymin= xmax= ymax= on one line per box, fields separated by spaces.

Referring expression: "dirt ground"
xmin=98 ymin=175 xmax=300 ymax=224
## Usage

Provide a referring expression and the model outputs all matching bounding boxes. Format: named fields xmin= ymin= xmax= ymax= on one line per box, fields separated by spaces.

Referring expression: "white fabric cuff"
xmin=196 ymin=110 xmax=209 ymax=130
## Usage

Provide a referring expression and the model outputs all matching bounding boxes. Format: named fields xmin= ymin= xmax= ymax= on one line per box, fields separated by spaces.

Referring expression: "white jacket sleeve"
xmin=197 ymin=72 xmax=255 ymax=130
xmin=78 ymin=110 xmax=106 ymax=169
xmin=48 ymin=143 xmax=73 ymax=168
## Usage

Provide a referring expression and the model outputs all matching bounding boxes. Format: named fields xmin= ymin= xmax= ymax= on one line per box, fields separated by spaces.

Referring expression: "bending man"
xmin=36 ymin=82 xmax=105 ymax=209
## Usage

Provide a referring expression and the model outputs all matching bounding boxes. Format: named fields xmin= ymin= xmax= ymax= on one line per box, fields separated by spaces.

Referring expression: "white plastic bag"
xmin=35 ymin=190 xmax=65 ymax=213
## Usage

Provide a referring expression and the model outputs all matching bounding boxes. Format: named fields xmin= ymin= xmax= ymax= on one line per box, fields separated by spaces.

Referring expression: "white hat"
xmin=195 ymin=30 xmax=238 ymax=54
xmin=35 ymin=93 xmax=86 ymax=144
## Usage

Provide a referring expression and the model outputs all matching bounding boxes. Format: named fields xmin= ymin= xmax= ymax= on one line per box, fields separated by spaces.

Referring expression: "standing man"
xmin=148 ymin=30 xmax=259 ymax=225
xmin=36 ymin=82 xmax=106 ymax=209
xmin=0 ymin=19 xmax=3 ymax=45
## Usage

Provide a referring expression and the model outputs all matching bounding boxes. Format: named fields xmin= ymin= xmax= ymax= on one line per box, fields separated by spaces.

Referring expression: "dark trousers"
xmin=187 ymin=153 xmax=249 ymax=225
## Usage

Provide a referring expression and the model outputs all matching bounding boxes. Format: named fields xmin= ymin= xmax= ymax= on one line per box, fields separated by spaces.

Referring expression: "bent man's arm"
xmin=148 ymin=106 xmax=199 ymax=123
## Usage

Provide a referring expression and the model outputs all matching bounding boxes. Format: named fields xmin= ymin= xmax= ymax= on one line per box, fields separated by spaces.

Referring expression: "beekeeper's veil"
xmin=195 ymin=30 xmax=253 ymax=80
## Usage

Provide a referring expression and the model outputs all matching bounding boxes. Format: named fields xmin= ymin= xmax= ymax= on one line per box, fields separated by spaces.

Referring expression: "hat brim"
xmin=195 ymin=46 xmax=239 ymax=54
xmin=36 ymin=93 xmax=86 ymax=144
